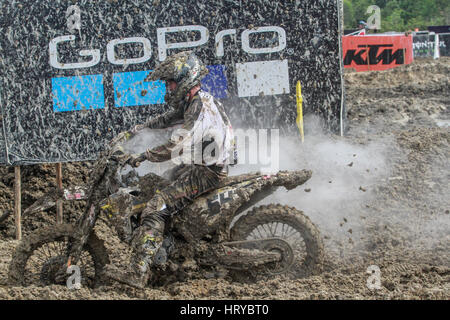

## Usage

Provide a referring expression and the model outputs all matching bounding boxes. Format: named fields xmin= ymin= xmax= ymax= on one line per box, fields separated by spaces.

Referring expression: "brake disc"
xmin=40 ymin=256 xmax=67 ymax=285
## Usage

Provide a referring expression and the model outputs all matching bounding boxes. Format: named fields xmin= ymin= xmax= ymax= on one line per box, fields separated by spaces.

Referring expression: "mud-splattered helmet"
xmin=146 ymin=51 xmax=209 ymax=110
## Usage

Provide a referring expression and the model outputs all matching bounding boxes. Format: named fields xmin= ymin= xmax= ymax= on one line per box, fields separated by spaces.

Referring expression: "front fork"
xmin=63 ymin=130 xmax=134 ymax=268
xmin=66 ymin=202 xmax=100 ymax=267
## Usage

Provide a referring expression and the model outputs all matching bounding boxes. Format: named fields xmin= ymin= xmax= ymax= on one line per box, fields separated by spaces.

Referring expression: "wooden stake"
xmin=367 ymin=44 xmax=370 ymax=71
xmin=403 ymin=47 xmax=406 ymax=65
xmin=14 ymin=166 xmax=21 ymax=240
xmin=56 ymin=163 xmax=63 ymax=224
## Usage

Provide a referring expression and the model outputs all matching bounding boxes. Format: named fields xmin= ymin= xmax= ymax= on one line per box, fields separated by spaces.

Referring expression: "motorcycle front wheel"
xmin=8 ymin=224 xmax=109 ymax=288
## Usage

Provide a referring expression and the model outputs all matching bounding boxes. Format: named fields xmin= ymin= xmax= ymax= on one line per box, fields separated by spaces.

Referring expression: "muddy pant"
xmin=130 ymin=164 xmax=226 ymax=266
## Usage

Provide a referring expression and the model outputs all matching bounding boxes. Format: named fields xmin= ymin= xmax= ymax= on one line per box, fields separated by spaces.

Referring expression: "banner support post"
xmin=366 ymin=44 xmax=370 ymax=71
xmin=14 ymin=166 xmax=21 ymax=240
xmin=56 ymin=163 xmax=63 ymax=224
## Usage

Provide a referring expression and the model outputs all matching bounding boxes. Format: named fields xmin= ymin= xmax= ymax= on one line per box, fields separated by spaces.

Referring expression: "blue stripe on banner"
xmin=113 ymin=70 xmax=166 ymax=107
xmin=201 ymin=65 xmax=228 ymax=99
xmin=52 ymin=65 xmax=227 ymax=113
xmin=52 ymin=75 xmax=105 ymax=112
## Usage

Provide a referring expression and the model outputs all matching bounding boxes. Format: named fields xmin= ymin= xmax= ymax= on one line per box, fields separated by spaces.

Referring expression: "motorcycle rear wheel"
xmin=230 ymin=204 xmax=324 ymax=278
xmin=8 ymin=223 xmax=109 ymax=288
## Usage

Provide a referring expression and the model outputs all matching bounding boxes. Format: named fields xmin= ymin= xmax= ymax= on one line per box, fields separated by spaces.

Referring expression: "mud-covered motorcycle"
xmin=8 ymin=133 xmax=324 ymax=288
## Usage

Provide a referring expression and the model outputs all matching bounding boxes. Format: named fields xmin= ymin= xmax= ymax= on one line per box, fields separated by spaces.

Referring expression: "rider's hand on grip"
xmin=109 ymin=131 xmax=132 ymax=148
xmin=130 ymin=124 xmax=145 ymax=135
xmin=128 ymin=153 xmax=147 ymax=167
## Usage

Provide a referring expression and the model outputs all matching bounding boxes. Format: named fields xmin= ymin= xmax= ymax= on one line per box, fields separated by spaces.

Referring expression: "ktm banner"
xmin=343 ymin=35 xmax=413 ymax=72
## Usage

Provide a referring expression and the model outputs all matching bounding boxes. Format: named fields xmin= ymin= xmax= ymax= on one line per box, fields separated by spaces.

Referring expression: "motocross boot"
xmin=106 ymin=196 xmax=170 ymax=288
xmin=105 ymin=227 xmax=165 ymax=289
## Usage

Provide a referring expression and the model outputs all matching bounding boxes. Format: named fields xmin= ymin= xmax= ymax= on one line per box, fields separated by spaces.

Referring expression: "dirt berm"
xmin=0 ymin=57 xmax=448 ymax=299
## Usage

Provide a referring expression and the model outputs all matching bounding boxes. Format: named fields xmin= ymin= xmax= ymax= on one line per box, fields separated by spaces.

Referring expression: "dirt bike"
xmin=8 ymin=132 xmax=324 ymax=288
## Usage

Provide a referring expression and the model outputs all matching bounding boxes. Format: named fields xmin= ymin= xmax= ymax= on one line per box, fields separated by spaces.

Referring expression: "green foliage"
xmin=343 ymin=0 xmax=450 ymax=32
xmin=343 ymin=0 xmax=355 ymax=29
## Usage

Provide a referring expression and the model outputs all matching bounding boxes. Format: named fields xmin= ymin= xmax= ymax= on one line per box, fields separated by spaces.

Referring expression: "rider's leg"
xmin=109 ymin=165 xmax=225 ymax=288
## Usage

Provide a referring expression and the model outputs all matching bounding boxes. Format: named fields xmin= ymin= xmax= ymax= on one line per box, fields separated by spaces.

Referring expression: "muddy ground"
xmin=0 ymin=57 xmax=448 ymax=299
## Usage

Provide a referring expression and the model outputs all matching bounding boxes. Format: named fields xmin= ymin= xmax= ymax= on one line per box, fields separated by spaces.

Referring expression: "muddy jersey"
xmin=143 ymin=89 xmax=235 ymax=166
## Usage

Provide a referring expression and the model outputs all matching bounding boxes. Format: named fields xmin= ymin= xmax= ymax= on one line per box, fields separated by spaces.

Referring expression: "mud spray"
xmin=229 ymin=115 xmax=396 ymax=266
xmin=123 ymin=115 xmax=387 ymax=264
xmin=122 ymin=109 xmax=448 ymax=270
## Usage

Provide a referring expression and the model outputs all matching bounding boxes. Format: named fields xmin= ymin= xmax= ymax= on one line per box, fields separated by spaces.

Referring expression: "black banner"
xmin=428 ymin=25 xmax=450 ymax=34
xmin=438 ymin=33 xmax=450 ymax=57
xmin=413 ymin=32 xmax=436 ymax=57
xmin=344 ymin=29 xmax=359 ymax=35
xmin=0 ymin=0 xmax=344 ymax=165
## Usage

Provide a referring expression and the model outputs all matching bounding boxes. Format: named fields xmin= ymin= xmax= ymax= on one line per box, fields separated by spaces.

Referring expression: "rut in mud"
xmin=0 ymin=58 xmax=448 ymax=299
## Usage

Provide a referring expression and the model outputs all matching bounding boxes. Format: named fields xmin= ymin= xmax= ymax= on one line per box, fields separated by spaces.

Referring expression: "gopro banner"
xmin=0 ymin=0 xmax=344 ymax=165
xmin=343 ymin=35 xmax=413 ymax=72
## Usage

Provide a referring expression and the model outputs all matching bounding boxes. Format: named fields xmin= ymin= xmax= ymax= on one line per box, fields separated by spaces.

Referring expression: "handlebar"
xmin=128 ymin=152 xmax=147 ymax=168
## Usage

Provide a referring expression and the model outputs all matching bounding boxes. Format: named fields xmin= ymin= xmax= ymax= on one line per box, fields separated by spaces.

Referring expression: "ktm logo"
xmin=344 ymin=44 xmax=405 ymax=65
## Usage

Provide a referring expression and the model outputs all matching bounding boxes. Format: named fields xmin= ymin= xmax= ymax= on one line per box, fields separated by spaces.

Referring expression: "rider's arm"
xmin=109 ymin=107 xmax=181 ymax=153
xmin=144 ymin=97 xmax=202 ymax=163
xmin=130 ymin=107 xmax=183 ymax=135
xmin=144 ymin=107 xmax=184 ymax=129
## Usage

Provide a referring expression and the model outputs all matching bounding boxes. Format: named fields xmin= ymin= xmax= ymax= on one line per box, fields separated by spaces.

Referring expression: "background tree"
xmin=344 ymin=0 xmax=356 ymax=29
xmin=343 ymin=0 xmax=449 ymax=31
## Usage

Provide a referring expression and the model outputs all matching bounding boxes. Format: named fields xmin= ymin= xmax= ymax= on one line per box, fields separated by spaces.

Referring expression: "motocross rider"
xmin=107 ymin=51 xmax=236 ymax=288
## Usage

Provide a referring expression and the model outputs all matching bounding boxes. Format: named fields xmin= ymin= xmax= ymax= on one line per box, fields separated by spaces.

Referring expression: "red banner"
xmin=343 ymin=35 xmax=413 ymax=72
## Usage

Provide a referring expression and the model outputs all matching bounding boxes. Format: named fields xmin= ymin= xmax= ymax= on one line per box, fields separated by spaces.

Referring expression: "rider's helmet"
xmin=146 ymin=51 xmax=209 ymax=110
